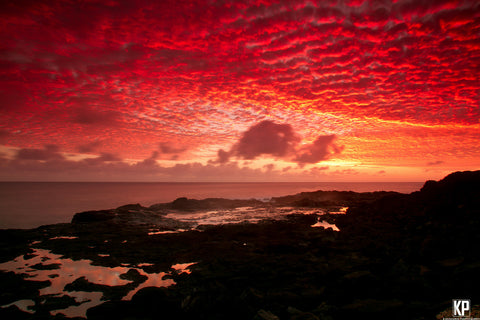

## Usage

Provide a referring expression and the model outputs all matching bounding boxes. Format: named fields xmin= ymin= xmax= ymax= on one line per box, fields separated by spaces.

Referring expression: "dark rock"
xmin=71 ymin=210 xmax=115 ymax=223
xmin=130 ymin=287 xmax=184 ymax=318
xmin=149 ymin=197 xmax=265 ymax=211
xmin=0 ymin=271 xmax=50 ymax=305
xmin=36 ymin=294 xmax=81 ymax=312
xmin=86 ymin=300 xmax=134 ymax=320
xmin=22 ymin=249 xmax=37 ymax=260
xmin=1 ymin=170 xmax=479 ymax=320
xmin=171 ymin=197 xmax=191 ymax=210
xmin=0 ymin=229 xmax=33 ymax=263
xmin=29 ymin=262 xmax=61 ymax=270
xmin=115 ymin=203 xmax=146 ymax=211
xmin=119 ymin=269 xmax=148 ymax=283
xmin=0 ymin=305 xmax=31 ymax=320
xmin=64 ymin=276 xmax=138 ymax=301
xmin=254 ymin=309 xmax=280 ymax=320
xmin=272 ymin=190 xmax=399 ymax=208
xmin=64 ymin=276 xmax=100 ymax=292
xmin=287 ymin=307 xmax=321 ymax=320
xmin=342 ymin=298 xmax=404 ymax=314
xmin=285 ymin=214 xmax=319 ymax=226
xmin=290 ymin=312 xmax=320 ymax=320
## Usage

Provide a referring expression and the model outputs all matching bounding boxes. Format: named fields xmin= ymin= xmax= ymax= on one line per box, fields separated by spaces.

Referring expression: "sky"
xmin=0 ymin=0 xmax=479 ymax=182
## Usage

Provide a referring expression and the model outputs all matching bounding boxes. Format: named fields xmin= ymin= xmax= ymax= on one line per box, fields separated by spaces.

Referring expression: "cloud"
xmin=231 ymin=120 xmax=300 ymax=160
xmin=0 ymin=150 xmax=334 ymax=182
xmin=331 ymin=168 xmax=360 ymax=175
xmin=77 ymin=141 xmax=102 ymax=153
xmin=71 ymin=107 xmax=120 ymax=126
xmin=215 ymin=149 xmax=231 ymax=164
xmin=137 ymin=151 xmax=159 ymax=167
xmin=426 ymin=160 xmax=445 ymax=166
xmin=263 ymin=163 xmax=275 ymax=171
xmin=158 ymin=143 xmax=187 ymax=154
xmin=294 ymin=135 xmax=343 ymax=166
xmin=82 ymin=152 xmax=123 ymax=165
xmin=95 ymin=153 xmax=122 ymax=162
xmin=0 ymin=0 xmax=478 ymax=176
xmin=216 ymin=120 xmax=342 ymax=165
xmin=157 ymin=142 xmax=188 ymax=161
xmin=0 ymin=129 xmax=10 ymax=139
xmin=16 ymin=145 xmax=64 ymax=161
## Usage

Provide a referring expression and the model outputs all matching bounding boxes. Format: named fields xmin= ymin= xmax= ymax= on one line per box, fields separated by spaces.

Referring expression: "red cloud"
xmin=0 ymin=0 xmax=478 ymax=177
xmin=71 ymin=107 xmax=120 ymax=126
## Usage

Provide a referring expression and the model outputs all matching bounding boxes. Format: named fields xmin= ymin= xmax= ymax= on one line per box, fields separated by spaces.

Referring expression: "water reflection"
xmin=1 ymin=206 xmax=345 ymax=317
xmin=49 ymin=236 xmax=79 ymax=240
xmin=0 ymin=248 xmax=196 ymax=318
xmin=311 ymin=220 xmax=340 ymax=231
xmin=165 ymin=206 xmax=329 ymax=226
xmin=172 ymin=262 xmax=197 ymax=274
xmin=329 ymin=206 xmax=348 ymax=214
xmin=148 ymin=229 xmax=190 ymax=235
xmin=2 ymin=299 xmax=35 ymax=314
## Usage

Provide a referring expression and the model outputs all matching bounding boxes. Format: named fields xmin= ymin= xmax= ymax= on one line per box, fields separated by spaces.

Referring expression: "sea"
xmin=0 ymin=181 xmax=423 ymax=229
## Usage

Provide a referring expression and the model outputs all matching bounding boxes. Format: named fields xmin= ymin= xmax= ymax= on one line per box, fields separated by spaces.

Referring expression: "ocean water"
xmin=0 ymin=181 xmax=423 ymax=229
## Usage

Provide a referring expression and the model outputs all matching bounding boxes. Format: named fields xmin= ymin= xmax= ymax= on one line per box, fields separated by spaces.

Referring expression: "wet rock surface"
xmin=0 ymin=170 xmax=479 ymax=319
xmin=149 ymin=197 xmax=266 ymax=211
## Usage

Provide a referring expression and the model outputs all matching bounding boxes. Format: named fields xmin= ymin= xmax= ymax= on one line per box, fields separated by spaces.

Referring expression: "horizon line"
xmin=0 ymin=180 xmax=425 ymax=183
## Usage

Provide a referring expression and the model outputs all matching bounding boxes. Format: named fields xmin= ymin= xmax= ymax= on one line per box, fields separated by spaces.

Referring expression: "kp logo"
xmin=453 ymin=299 xmax=471 ymax=317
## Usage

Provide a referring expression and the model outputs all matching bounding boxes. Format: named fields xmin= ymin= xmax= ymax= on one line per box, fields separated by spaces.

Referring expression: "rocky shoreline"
xmin=1 ymin=170 xmax=479 ymax=319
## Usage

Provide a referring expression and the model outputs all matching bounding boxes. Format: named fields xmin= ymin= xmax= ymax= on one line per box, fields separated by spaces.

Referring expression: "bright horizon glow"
xmin=0 ymin=0 xmax=478 ymax=182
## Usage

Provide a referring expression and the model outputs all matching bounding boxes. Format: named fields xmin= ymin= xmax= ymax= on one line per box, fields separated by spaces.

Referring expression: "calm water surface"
xmin=0 ymin=182 xmax=423 ymax=229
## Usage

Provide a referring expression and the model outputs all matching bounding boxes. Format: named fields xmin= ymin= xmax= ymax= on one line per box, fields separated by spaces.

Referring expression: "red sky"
xmin=0 ymin=0 xmax=479 ymax=182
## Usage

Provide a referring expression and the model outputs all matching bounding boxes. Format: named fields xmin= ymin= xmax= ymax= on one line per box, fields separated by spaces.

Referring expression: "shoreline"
xmin=0 ymin=181 xmax=423 ymax=230
xmin=1 ymin=171 xmax=479 ymax=319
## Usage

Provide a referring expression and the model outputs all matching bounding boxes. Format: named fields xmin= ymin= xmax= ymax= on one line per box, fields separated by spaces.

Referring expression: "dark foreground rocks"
xmin=1 ymin=170 xmax=479 ymax=319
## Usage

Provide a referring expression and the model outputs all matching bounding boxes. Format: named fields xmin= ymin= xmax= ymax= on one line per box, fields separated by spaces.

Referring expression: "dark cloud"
xmin=263 ymin=163 xmax=275 ymax=171
xmin=77 ymin=141 xmax=102 ymax=153
xmin=0 ymin=152 xmax=337 ymax=182
xmin=216 ymin=120 xmax=343 ymax=165
xmin=96 ymin=153 xmax=122 ymax=162
xmin=158 ymin=143 xmax=187 ymax=154
xmin=136 ymin=151 xmax=159 ymax=167
xmin=216 ymin=149 xmax=231 ymax=164
xmin=426 ymin=160 xmax=445 ymax=166
xmin=82 ymin=152 xmax=123 ymax=165
xmin=16 ymin=145 xmax=64 ymax=161
xmin=0 ymin=129 xmax=10 ymax=141
xmin=232 ymin=120 xmax=300 ymax=160
xmin=294 ymin=135 xmax=343 ymax=166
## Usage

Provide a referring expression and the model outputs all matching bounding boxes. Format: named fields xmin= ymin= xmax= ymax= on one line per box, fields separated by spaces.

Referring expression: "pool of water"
xmin=0 ymin=248 xmax=195 ymax=318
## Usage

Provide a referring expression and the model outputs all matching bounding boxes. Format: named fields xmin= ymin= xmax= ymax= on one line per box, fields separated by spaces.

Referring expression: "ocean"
xmin=0 ymin=181 xmax=423 ymax=229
